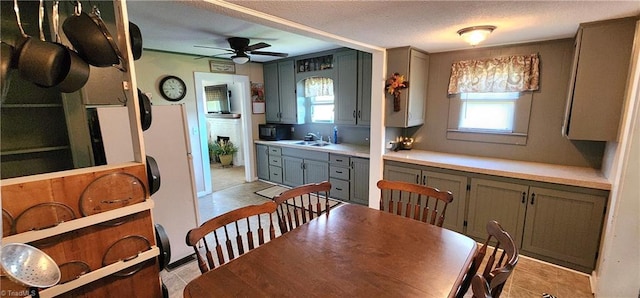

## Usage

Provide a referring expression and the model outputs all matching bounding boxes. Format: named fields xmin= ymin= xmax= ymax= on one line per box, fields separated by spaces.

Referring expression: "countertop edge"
xmin=384 ymin=151 xmax=611 ymax=191
xmin=254 ymin=140 xmax=370 ymax=158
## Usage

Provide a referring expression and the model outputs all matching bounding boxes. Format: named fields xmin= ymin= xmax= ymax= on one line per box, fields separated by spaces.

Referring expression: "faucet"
xmin=306 ymin=132 xmax=321 ymax=141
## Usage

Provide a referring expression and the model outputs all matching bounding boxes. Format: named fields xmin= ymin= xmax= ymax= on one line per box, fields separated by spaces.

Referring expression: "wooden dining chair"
xmin=273 ymin=181 xmax=331 ymax=234
xmin=456 ymin=220 xmax=519 ymax=298
xmin=376 ymin=179 xmax=453 ymax=227
xmin=471 ymin=274 xmax=492 ymax=298
xmin=185 ymin=201 xmax=278 ymax=274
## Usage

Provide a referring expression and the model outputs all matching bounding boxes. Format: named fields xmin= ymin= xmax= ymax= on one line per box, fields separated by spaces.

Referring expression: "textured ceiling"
xmin=127 ymin=1 xmax=640 ymax=62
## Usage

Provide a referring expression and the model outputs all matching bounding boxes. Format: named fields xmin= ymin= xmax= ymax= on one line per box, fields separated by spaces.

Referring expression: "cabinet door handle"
xmin=422 ymin=176 xmax=426 ymax=185
xmin=416 ymin=175 xmax=420 ymax=184
xmin=530 ymin=193 xmax=536 ymax=205
xmin=353 ymin=110 xmax=356 ymax=118
xmin=358 ymin=110 xmax=361 ymax=119
xmin=521 ymin=192 xmax=526 ymax=204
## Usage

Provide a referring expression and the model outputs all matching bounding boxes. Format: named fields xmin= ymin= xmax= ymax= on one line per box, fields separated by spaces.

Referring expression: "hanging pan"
xmin=138 ymin=88 xmax=152 ymax=131
xmin=14 ymin=0 xmax=69 ymax=87
xmin=146 ymin=155 xmax=161 ymax=196
xmin=53 ymin=0 xmax=89 ymax=93
xmin=129 ymin=22 xmax=143 ymax=60
xmin=62 ymin=1 xmax=126 ymax=71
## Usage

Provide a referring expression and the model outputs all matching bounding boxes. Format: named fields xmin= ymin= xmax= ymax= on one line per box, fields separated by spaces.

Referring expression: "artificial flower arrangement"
xmin=385 ymin=72 xmax=408 ymax=111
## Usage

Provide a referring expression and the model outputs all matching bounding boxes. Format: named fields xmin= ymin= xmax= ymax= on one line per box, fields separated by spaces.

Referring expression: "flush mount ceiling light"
xmin=231 ymin=52 xmax=250 ymax=64
xmin=457 ymin=25 xmax=497 ymax=46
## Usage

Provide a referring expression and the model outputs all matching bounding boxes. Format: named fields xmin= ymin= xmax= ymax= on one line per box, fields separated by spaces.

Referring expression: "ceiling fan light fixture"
xmin=231 ymin=52 xmax=250 ymax=64
xmin=457 ymin=25 xmax=496 ymax=46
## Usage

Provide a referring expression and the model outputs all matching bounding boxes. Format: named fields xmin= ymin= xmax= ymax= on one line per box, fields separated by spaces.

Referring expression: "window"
xmin=310 ymin=95 xmax=334 ymax=123
xmin=458 ymin=92 xmax=519 ymax=132
xmin=303 ymin=77 xmax=334 ymax=123
xmin=447 ymin=92 xmax=532 ymax=145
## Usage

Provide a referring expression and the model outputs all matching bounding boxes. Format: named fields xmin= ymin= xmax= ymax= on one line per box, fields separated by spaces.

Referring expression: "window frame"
xmin=447 ymin=92 xmax=533 ymax=145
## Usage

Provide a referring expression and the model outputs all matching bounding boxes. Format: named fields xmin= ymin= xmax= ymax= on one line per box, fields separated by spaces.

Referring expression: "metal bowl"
xmin=0 ymin=243 xmax=61 ymax=288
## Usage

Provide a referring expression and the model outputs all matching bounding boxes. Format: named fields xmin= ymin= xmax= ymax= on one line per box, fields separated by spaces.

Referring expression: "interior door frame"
xmin=194 ymin=72 xmax=254 ymax=196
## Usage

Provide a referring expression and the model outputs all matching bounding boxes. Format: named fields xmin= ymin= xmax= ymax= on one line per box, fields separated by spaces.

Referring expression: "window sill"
xmin=446 ymin=129 xmax=528 ymax=145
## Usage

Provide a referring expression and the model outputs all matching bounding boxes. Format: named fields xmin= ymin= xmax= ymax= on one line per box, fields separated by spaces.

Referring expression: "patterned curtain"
xmin=304 ymin=77 xmax=334 ymax=97
xmin=447 ymin=54 xmax=540 ymax=95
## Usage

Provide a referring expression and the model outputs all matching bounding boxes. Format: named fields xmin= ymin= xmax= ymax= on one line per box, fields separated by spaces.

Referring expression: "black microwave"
xmin=259 ymin=124 xmax=292 ymax=141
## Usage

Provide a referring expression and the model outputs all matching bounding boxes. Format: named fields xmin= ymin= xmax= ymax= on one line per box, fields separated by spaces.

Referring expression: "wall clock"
xmin=159 ymin=75 xmax=187 ymax=101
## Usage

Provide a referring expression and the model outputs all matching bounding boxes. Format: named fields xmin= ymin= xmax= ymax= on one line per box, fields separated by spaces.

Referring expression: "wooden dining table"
xmin=183 ymin=203 xmax=477 ymax=298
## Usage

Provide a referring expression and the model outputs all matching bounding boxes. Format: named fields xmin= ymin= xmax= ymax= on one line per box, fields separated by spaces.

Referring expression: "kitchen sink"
xmin=309 ymin=142 xmax=330 ymax=147
xmin=292 ymin=141 xmax=312 ymax=145
xmin=291 ymin=141 xmax=330 ymax=147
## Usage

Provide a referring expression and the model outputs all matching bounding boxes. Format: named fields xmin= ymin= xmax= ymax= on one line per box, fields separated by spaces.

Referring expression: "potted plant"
xmin=209 ymin=139 xmax=238 ymax=166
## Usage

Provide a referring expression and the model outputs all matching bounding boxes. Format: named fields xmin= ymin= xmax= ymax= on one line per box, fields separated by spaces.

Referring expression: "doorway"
xmin=194 ymin=72 xmax=256 ymax=195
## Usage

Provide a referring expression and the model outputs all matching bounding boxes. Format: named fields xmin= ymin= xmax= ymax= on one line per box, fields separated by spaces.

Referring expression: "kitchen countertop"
xmin=254 ymin=140 xmax=370 ymax=158
xmin=384 ymin=150 xmax=611 ymax=190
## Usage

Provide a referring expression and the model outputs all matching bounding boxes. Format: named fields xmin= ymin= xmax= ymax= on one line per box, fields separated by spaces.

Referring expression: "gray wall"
xmin=412 ymin=39 xmax=605 ymax=168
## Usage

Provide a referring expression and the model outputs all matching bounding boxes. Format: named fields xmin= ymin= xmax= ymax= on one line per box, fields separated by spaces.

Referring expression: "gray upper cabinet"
xmin=562 ymin=17 xmax=637 ymax=141
xmin=334 ymin=50 xmax=359 ymax=125
xmin=357 ymin=52 xmax=372 ymax=126
xmin=386 ymin=47 xmax=429 ymax=128
xmin=265 ymin=59 xmax=299 ymax=124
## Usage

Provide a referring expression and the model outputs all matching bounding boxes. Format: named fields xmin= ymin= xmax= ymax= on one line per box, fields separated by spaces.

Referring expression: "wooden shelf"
xmin=1 ymin=104 xmax=64 ymax=108
xmin=0 ymin=146 xmax=70 ymax=156
xmin=3 ymin=200 xmax=155 ymax=244
xmin=33 ymin=247 xmax=160 ymax=298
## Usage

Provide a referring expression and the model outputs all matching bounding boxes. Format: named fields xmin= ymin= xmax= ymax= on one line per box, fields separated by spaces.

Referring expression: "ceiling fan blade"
xmin=249 ymin=50 xmax=289 ymax=57
xmin=194 ymin=45 xmax=234 ymax=53
xmin=194 ymin=53 xmax=232 ymax=60
xmin=246 ymin=42 xmax=271 ymax=51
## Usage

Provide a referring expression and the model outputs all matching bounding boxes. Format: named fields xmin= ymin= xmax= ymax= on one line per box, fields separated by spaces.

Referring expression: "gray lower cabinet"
xmin=329 ymin=154 xmax=369 ymax=205
xmin=350 ymin=157 xmax=370 ymax=205
xmin=384 ymin=164 xmax=467 ymax=234
xmin=281 ymin=148 xmax=329 ymax=187
xmin=467 ymin=178 xmax=607 ymax=272
xmin=385 ymin=161 xmax=608 ymax=272
xmin=255 ymin=144 xmax=269 ymax=180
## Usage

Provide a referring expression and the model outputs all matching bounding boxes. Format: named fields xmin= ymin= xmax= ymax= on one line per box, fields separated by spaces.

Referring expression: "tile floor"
xmin=162 ymin=173 xmax=594 ymax=298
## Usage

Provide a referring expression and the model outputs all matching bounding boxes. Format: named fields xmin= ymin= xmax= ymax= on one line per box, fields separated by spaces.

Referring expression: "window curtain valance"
xmin=304 ymin=77 xmax=334 ymax=97
xmin=447 ymin=54 xmax=540 ymax=95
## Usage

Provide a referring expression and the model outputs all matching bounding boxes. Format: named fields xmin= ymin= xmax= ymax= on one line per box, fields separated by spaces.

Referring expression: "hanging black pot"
xmin=146 ymin=155 xmax=161 ymax=196
xmin=14 ymin=0 xmax=69 ymax=87
xmin=138 ymin=88 xmax=152 ymax=131
xmin=155 ymin=224 xmax=171 ymax=271
xmin=53 ymin=1 xmax=89 ymax=93
xmin=129 ymin=22 xmax=142 ymax=60
xmin=62 ymin=2 xmax=126 ymax=71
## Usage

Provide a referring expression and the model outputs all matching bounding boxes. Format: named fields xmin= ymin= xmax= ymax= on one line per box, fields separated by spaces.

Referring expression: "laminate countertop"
xmin=254 ymin=140 xmax=370 ymax=158
xmin=384 ymin=150 xmax=611 ymax=190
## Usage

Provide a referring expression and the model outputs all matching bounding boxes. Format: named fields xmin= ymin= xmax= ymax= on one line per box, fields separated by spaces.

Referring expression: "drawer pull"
xmin=336 ymin=171 xmax=343 ymax=174
xmin=336 ymin=159 xmax=343 ymax=162
xmin=336 ymin=188 xmax=343 ymax=191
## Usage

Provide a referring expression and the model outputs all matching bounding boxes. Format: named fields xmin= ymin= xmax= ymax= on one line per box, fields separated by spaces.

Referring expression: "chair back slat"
xmin=274 ymin=181 xmax=332 ymax=234
xmin=377 ymin=180 xmax=454 ymax=227
xmin=456 ymin=220 xmax=519 ymax=298
xmin=186 ymin=201 xmax=278 ymax=274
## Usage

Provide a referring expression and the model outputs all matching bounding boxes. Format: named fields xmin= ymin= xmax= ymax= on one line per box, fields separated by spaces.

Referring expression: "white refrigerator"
xmin=143 ymin=104 xmax=200 ymax=266
xmin=97 ymin=104 xmax=200 ymax=266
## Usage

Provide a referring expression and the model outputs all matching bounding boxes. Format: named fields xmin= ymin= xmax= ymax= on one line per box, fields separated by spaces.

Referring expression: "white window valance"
xmin=304 ymin=77 xmax=334 ymax=97
xmin=447 ymin=54 xmax=540 ymax=95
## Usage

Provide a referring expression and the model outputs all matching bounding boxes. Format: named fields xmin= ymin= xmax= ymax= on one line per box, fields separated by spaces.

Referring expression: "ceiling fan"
xmin=194 ymin=37 xmax=288 ymax=64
